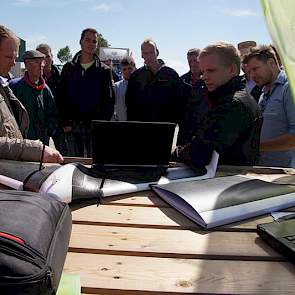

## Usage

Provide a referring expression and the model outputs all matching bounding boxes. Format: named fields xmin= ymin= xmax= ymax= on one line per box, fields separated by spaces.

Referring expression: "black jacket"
xmin=57 ymin=51 xmax=114 ymax=125
xmin=177 ymin=71 xmax=209 ymax=145
xmin=44 ymin=64 xmax=60 ymax=98
xmin=189 ymin=76 xmax=262 ymax=166
xmin=125 ymin=63 xmax=183 ymax=123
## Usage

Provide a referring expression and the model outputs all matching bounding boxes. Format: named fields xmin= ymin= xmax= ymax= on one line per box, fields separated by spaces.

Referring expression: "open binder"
xmin=151 ymin=175 xmax=295 ymax=229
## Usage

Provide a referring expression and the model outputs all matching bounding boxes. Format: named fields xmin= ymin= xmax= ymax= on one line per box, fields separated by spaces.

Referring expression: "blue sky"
xmin=2 ymin=0 xmax=272 ymax=75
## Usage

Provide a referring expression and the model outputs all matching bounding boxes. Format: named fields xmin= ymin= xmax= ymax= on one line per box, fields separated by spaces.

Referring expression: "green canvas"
xmin=57 ymin=273 xmax=81 ymax=295
xmin=261 ymin=0 xmax=295 ymax=100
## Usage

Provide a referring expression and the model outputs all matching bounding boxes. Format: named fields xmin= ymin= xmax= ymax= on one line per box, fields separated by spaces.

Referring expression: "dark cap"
xmin=22 ymin=50 xmax=45 ymax=61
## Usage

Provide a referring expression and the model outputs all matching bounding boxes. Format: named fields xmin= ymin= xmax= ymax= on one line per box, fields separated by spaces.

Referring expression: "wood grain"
xmin=71 ymin=203 xmax=275 ymax=230
xmin=69 ymin=224 xmax=282 ymax=260
xmin=64 ymin=252 xmax=295 ymax=294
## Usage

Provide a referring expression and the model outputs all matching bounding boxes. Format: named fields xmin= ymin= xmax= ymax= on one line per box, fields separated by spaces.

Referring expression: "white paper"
xmin=0 ymin=175 xmax=23 ymax=190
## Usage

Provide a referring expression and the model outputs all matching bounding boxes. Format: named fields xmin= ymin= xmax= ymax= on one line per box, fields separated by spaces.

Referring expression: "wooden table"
xmin=64 ymin=166 xmax=295 ymax=295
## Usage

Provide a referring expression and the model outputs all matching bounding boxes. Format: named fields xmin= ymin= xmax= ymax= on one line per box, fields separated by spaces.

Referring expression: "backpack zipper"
xmin=0 ymin=233 xmax=45 ymax=269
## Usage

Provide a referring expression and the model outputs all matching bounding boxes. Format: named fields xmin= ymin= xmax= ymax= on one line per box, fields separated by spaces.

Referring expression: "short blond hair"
xmin=141 ymin=38 xmax=158 ymax=50
xmin=199 ymin=41 xmax=241 ymax=74
xmin=0 ymin=25 xmax=19 ymax=48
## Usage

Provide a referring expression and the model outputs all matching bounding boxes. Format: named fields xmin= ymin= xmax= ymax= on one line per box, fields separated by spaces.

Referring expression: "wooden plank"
xmin=64 ymin=252 xmax=295 ymax=294
xmin=101 ymin=192 xmax=167 ymax=207
xmin=72 ymin=204 xmax=197 ymax=228
xmin=69 ymin=224 xmax=282 ymax=259
xmin=71 ymin=204 xmax=275 ymax=230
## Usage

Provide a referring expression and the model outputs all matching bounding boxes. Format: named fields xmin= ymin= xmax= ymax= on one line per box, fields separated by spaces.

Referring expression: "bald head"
xmin=141 ymin=38 xmax=159 ymax=68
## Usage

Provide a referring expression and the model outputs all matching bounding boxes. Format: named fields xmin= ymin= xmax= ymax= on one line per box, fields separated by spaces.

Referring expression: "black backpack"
xmin=0 ymin=190 xmax=72 ymax=294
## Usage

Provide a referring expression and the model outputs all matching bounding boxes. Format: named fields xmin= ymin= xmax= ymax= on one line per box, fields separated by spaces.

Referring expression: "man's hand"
xmin=43 ymin=146 xmax=64 ymax=163
xmin=260 ymin=134 xmax=295 ymax=152
xmin=175 ymin=144 xmax=192 ymax=165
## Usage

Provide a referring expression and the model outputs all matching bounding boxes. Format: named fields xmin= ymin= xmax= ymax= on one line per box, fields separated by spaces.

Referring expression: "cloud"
xmin=221 ymin=8 xmax=259 ymax=17
xmin=92 ymin=3 xmax=111 ymax=12
xmin=12 ymin=0 xmax=32 ymax=5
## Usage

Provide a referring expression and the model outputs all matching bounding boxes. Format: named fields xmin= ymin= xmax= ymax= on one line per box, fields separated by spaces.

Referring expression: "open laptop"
xmin=257 ymin=217 xmax=295 ymax=263
xmin=91 ymin=120 xmax=176 ymax=181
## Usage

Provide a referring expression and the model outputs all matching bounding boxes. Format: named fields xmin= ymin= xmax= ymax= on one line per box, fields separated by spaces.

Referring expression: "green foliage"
xmin=96 ymin=33 xmax=110 ymax=56
xmin=57 ymin=46 xmax=72 ymax=64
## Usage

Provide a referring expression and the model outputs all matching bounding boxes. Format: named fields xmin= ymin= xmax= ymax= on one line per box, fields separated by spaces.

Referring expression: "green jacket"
xmin=9 ymin=75 xmax=58 ymax=145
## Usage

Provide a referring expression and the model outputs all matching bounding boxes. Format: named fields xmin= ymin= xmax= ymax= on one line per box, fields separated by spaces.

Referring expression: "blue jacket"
xmin=57 ymin=51 xmax=114 ymax=125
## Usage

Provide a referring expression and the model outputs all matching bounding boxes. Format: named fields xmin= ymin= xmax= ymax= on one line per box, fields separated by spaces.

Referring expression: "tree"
xmin=96 ymin=33 xmax=110 ymax=56
xmin=57 ymin=46 xmax=72 ymax=64
xmin=97 ymin=33 xmax=110 ymax=49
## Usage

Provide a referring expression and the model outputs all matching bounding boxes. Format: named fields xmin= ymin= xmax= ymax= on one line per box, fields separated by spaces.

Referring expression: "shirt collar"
xmin=0 ymin=76 xmax=9 ymax=87
xmin=262 ymin=70 xmax=287 ymax=94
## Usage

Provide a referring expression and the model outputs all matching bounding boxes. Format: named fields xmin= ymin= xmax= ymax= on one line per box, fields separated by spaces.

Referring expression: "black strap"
xmin=39 ymin=144 xmax=46 ymax=171
xmin=97 ymin=171 xmax=107 ymax=207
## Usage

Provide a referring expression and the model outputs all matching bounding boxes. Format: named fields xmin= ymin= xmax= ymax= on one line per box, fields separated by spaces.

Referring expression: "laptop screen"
xmin=91 ymin=120 xmax=176 ymax=168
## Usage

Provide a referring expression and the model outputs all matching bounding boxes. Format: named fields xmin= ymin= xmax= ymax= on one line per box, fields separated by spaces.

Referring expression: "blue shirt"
xmin=113 ymin=79 xmax=128 ymax=121
xmin=259 ymin=71 xmax=295 ymax=168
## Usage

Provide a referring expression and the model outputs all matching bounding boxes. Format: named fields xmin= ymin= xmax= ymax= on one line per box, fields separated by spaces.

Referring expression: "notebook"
xmin=257 ymin=217 xmax=295 ymax=263
xmin=91 ymin=120 xmax=176 ymax=179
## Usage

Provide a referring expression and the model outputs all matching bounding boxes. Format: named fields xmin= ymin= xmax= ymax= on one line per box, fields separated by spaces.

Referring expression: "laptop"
xmin=257 ymin=217 xmax=295 ymax=263
xmin=91 ymin=120 xmax=176 ymax=181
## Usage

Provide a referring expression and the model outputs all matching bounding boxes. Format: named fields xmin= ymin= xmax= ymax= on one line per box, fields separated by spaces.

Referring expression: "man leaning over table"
xmin=0 ymin=25 xmax=63 ymax=163
xmin=244 ymin=45 xmax=295 ymax=168
xmin=176 ymin=42 xmax=262 ymax=167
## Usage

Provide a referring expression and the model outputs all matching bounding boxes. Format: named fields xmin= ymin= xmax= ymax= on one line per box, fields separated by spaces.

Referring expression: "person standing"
xmin=177 ymin=48 xmax=209 ymax=145
xmin=58 ymin=28 xmax=114 ymax=157
xmin=113 ymin=56 xmax=136 ymax=121
xmin=177 ymin=42 xmax=262 ymax=167
xmin=238 ymin=41 xmax=262 ymax=102
xmin=9 ymin=50 xmax=58 ymax=146
xmin=0 ymin=25 xmax=62 ymax=162
xmin=126 ymin=39 xmax=182 ymax=123
xmin=36 ymin=44 xmax=60 ymax=97
xmin=36 ymin=43 xmax=67 ymax=154
xmin=244 ymin=45 xmax=295 ymax=168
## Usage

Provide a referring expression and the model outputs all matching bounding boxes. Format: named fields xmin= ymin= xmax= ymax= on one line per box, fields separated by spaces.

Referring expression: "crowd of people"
xmin=1 ymin=24 xmax=295 ymax=168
